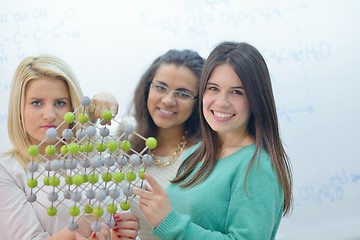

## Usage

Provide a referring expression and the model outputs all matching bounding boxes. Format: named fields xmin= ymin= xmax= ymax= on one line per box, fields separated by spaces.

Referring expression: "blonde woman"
xmin=0 ymin=55 xmax=139 ymax=240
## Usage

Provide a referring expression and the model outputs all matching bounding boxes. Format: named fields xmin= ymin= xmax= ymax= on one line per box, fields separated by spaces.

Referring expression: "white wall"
xmin=1 ymin=1 xmax=359 ymax=239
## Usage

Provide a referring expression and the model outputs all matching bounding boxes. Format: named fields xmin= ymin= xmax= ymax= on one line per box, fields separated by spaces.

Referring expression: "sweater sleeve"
xmin=153 ymin=153 xmax=284 ymax=240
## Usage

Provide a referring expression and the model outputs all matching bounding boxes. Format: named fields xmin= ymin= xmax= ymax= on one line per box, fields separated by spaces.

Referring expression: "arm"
xmin=0 ymin=163 xmax=52 ymax=240
xmin=132 ymin=173 xmax=172 ymax=228
xmin=134 ymin=158 xmax=283 ymax=240
xmin=0 ymin=162 xmax=109 ymax=240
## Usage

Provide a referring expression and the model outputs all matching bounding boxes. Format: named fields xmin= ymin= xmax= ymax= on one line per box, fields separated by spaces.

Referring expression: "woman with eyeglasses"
xmin=117 ymin=49 xmax=204 ymax=239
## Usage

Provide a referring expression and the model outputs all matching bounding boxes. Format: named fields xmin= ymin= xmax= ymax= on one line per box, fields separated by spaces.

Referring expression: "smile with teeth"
xmin=212 ymin=110 xmax=234 ymax=118
xmin=159 ymin=108 xmax=176 ymax=115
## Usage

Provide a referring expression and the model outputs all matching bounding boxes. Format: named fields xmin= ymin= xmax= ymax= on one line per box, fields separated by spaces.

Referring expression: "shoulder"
xmin=0 ymin=154 xmax=27 ymax=189
xmin=0 ymin=154 xmax=18 ymax=171
xmin=0 ymin=154 xmax=26 ymax=176
xmin=226 ymin=144 xmax=270 ymax=166
xmin=183 ymin=142 xmax=201 ymax=158
xmin=220 ymin=145 xmax=282 ymax=200
xmin=220 ymin=144 xmax=275 ymax=180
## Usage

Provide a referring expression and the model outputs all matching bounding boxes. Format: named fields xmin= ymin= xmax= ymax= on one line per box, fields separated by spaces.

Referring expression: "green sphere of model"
xmin=93 ymin=206 xmax=104 ymax=217
xmin=43 ymin=176 xmax=50 ymax=186
xmin=126 ymin=172 xmax=136 ymax=182
xmin=82 ymin=174 xmax=88 ymax=183
xmin=27 ymin=178 xmax=38 ymax=188
xmin=78 ymin=113 xmax=89 ymax=124
xmin=138 ymin=170 xmax=145 ymax=180
xmin=60 ymin=145 xmax=68 ymax=155
xmin=96 ymin=142 xmax=107 ymax=152
xmin=49 ymin=176 xmax=60 ymax=187
xmin=120 ymin=201 xmax=130 ymax=211
xmin=112 ymin=172 xmax=125 ymax=183
xmin=78 ymin=144 xmax=84 ymax=152
xmin=88 ymin=174 xmax=99 ymax=184
xmin=107 ymin=203 xmax=117 ymax=214
xmin=100 ymin=110 xmax=112 ymax=122
xmin=102 ymin=172 xmax=112 ymax=182
xmin=28 ymin=145 xmax=39 ymax=156
xmin=84 ymin=204 xmax=93 ymax=214
xmin=64 ymin=112 xmax=75 ymax=123
xmin=120 ymin=140 xmax=131 ymax=152
xmin=47 ymin=206 xmax=57 ymax=216
xmin=45 ymin=145 xmax=56 ymax=156
xmin=107 ymin=140 xmax=118 ymax=152
xmin=69 ymin=206 xmax=80 ymax=217
xmin=72 ymin=175 xmax=83 ymax=186
xmin=83 ymin=142 xmax=94 ymax=153
xmin=65 ymin=175 xmax=73 ymax=185
xmin=68 ymin=142 xmax=79 ymax=154
xmin=145 ymin=137 xmax=157 ymax=150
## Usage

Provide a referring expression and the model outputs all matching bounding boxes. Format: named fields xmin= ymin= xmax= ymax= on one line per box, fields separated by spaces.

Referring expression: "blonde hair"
xmin=4 ymin=55 xmax=84 ymax=169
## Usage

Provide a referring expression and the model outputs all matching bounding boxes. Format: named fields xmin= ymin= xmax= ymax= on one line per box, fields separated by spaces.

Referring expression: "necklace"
xmin=152 ymin=135 xmax=187 ymax=167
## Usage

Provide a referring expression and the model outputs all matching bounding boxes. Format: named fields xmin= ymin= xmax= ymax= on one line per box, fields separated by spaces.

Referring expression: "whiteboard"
xmin=0 ymin=1 xmax=359 ymax=239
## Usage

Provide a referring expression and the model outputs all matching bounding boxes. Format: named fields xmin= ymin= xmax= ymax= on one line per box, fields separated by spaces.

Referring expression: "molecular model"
xmin=26 ymin=96 xmax=157 ymax=237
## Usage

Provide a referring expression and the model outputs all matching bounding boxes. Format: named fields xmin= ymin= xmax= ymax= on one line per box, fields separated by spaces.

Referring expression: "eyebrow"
xmin=26 ymin=97 xmax=70 ymax=102
xmin=206 ymin=82 xmax=244 ymax=89
xmin=154 ymin=80 xmax=195 ymax=93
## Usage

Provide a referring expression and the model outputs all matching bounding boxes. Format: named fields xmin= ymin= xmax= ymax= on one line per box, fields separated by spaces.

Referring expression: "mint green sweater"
xmin=153 ymin=144 xmax=284 ymax=240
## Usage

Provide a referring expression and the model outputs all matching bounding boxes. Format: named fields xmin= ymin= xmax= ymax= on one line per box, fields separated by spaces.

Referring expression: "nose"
xmin=43 ymin=105 xmax=56 ymax=122
xmin=216 ymin=92 xmax=230 ymax=107
xmin=161 ymin=91 xmax=176 ymax=106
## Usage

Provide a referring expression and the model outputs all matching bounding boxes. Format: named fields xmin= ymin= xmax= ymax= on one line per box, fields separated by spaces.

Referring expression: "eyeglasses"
xmin=150 ymin=83 xmax=197 ymax=100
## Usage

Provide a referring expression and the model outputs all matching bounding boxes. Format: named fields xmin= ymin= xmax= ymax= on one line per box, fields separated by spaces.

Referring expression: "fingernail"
xmin=92 ymin=232 xmax=96 ymax=238
xmin=113 ymin=228 xmax=119 ymax=232
xmin=114 ymin=214 xmax=120 ymax=220
xmin=117 ymin=235 xmax=121 ymax=238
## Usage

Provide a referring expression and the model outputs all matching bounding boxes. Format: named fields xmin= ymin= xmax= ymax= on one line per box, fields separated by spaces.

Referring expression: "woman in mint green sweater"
xmin=134 ymin=41 xmax=293 ymax=240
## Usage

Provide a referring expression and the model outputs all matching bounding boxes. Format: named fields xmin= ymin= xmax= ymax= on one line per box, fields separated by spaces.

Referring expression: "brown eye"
xmin=153 ymin=84 xmax=168 ymax=92
xmin=232 ymin=90 xmax=243 ymax=95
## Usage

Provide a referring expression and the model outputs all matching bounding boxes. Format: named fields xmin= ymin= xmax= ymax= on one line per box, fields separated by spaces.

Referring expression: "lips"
xmin=212 ymin=110 xmax=235 ymax=119
xmin=158 ymin=107 xmax=176 ymax=116
xmin=40 ymin=125 xmax=57 ymax=130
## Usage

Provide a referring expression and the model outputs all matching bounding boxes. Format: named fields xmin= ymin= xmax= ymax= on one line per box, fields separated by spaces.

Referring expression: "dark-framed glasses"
xmin=150 ymin=83 xmax=197 ymax=100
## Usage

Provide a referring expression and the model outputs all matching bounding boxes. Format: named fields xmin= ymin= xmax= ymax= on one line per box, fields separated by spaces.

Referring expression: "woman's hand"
xmin=133 ymin=173 xmax=172 ymax=227
xmin=89 ymin=92 xmax=119 ymax=125
xmin=75 ymin=215 xmax=110 ymax=240
xmin=112 ymin=212 xmax=139 ymax=239
xmin=75 ymin=225 xmax=110 ymax=240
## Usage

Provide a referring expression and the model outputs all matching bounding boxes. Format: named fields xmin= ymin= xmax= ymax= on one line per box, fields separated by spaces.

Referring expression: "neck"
xmin=155 ymin=127 xmax=186 ymax=156
xmin=219 ymin=131 xmax=255 ymax=157
xmin=219 ymin=130 xmax=253 ymax=148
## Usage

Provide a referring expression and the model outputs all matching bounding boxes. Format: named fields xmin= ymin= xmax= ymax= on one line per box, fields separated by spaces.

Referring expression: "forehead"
xmin=208 ymin=64 xmax=242 ymax=86
xmin=25 ymin=77 xmax=70 ymax=97
xmin=154 ymin=63 xmax=198 ymax=90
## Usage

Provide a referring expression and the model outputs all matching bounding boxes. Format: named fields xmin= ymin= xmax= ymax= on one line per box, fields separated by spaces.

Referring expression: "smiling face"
xmin=24 ymin=77 xmax=72 ymax=149
xmin=202 ymin=63 xmax=251 ymax=139
xmin=147 ymin=63 xmax=198 ymax=132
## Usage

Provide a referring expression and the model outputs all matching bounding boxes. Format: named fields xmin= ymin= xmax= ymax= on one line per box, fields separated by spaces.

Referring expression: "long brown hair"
xmin=171 ymin=42 xmax=293 ymax=216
